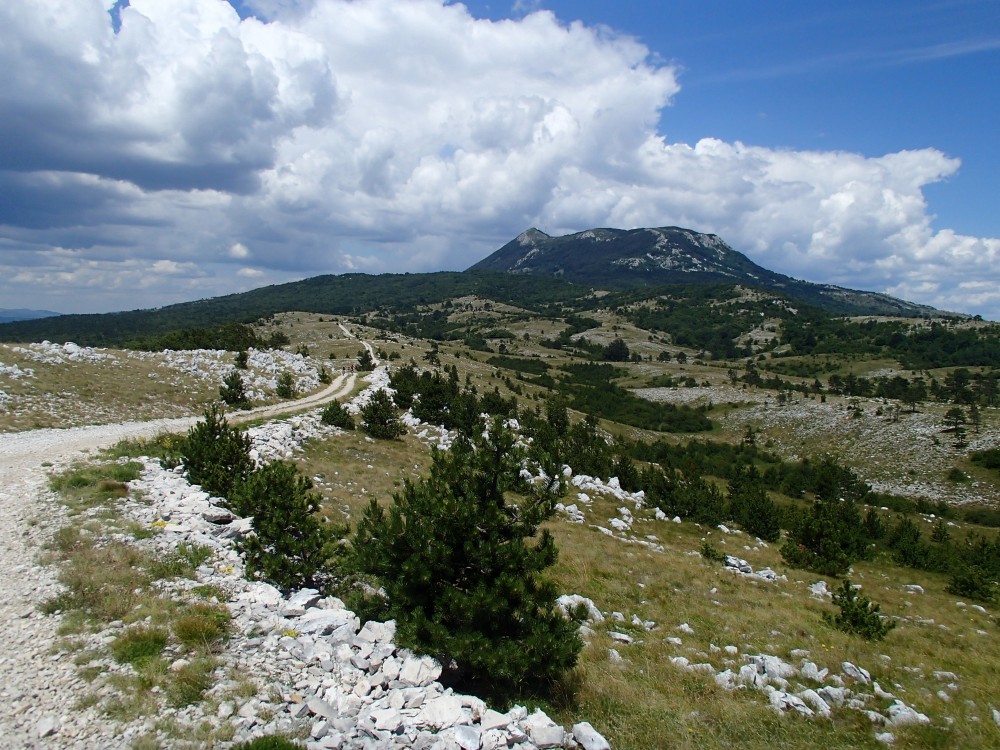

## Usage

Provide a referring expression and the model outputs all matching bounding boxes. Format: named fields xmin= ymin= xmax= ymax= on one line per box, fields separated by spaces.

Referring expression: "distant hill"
xmin=469 ymin=226 xmax=949 ymax=318
xmin=0 ymin=308 xmax=60 ymax=324
xmin=0 ymin=272 xmax=588 ymax=346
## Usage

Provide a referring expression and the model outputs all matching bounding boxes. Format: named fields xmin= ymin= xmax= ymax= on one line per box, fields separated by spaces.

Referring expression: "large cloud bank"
xmin=1 ymin=0 xmax=997 ymax=316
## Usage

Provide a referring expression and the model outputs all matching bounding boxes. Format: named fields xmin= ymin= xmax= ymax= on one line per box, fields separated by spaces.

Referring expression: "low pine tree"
xmin=352 ymin=417 xmax=582 ymax=702
xmin=320 ymin=400 xmax=355 ymax=430
xmin=824 ymin=579 xmax=896 ymax=641
xmin=220 ymin=370 xmax=251 ymax=410
xmin=357 ymin=348 xmax=376 ymax=372
xmin=781 ymin=464 xmax=872 ymax=576
xmin=231 ymin=461 xmax=343 ymax=592
xmin=360 ymin=389 xmax=405 ymax=440
xmin=728 ymin=464 xmax=781 ymax=542
xmin=781 ymin=494 xmax=871 ymax=576
xmin=181 ymin=404 xmax=254 ymax=500
xmin=276 ymin=371 xmax=296 ymax=399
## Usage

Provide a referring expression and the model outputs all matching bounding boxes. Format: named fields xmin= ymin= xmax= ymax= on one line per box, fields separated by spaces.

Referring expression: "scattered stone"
xmin=573 ymin=721 xmax=611 ymax=750
xmin=886 ymin=700 xmax=930 ymax=727
xmin=36 ymin=715 xmax=61 ymax=738
xmin=842 ymin=662 xmax=872 ymax=685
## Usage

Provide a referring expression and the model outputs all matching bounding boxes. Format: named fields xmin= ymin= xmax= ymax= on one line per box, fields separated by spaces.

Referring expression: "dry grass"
xmin=18 ymin=307 xmax=1000 ymax=749
xmin=542 ymin=486 xmax=1000 ymax=750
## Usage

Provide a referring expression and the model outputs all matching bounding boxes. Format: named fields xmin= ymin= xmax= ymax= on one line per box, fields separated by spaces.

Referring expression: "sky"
xmin=1 ymin=0 xmax=998 ymax=318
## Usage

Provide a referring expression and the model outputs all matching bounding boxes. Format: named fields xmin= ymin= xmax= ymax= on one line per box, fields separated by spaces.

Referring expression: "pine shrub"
xmin=947 ymin=564 xmax=998 ymax=603
xmin=781 ymin=495 xmax=870 ymax=576
xmin=357 ymin=348 xmax=376 ymax=372
xmin=220 ymin=370 xmax=251 ymax=410
xmin=823 ymin=579 xmax=896 ymax=641
xmin=181 ymin=404 xmax=254 ymax=500
xmin=276 ymin=371 xmax=296 ymax=399
xmin=353 ymin=417 xmax=581 ymax=702
xmin=320 ymin=400 xmax=355 ymax=430
xmin=728 ymin=464 xmax=781 ymax=542
xmin=230 ymin=461 xmax=342 ymax=592
xmin=360 ymin=389 xmax=405 ymax=440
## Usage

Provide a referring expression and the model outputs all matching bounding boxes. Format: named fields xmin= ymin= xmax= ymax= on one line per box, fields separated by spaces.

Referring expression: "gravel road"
xmin=0 ymin=373 xmax=356 ymax=748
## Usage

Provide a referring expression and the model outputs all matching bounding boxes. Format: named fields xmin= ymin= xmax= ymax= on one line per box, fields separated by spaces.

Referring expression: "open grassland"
xmin=9 ymin=304 xmax=1000 ymax=749
xmin=541 ymin=489 xmax=1000 ymax=750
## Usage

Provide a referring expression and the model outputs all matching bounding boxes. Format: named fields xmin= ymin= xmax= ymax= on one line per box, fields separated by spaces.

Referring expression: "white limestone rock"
xmin=886 ymin=700 xmax=930 ymax=727
xmin=523 ymin=709 xmax=565 ymax=749
xmin=842 ymin=661 xmax=872 ymax=685
xmin=399 ymin=654 xmax=443 ymax=687
xmin=572 ymin=721 xmax=611 ymax=750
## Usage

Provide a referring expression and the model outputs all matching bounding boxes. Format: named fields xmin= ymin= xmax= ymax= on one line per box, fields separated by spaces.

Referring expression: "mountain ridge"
xmin=469 ymin=226 xmax=951 ymax=318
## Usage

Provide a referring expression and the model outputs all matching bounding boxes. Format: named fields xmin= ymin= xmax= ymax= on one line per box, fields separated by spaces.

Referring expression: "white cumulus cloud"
xmin=0 ymin=0 xmax=996 ymax=318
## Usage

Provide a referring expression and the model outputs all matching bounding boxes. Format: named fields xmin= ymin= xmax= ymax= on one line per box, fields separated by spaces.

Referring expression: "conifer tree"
xmin=360 ymin=389 xmax=405 ymax=439
xmin=231 ymin=461 xmax=342 ymax=592
xmin=276 ymin=371 xmax=296 ymax=399
xmin=181 ymin=404 xmax=254 ymax=500
xmin=220 ymin=370 xmax=251 ymax=410
xmin=781 ymin=493 xmax=870 ymax=576
xmin=353 ymin=417 xmax=581 ymax=701
xmin=320 ymin=400 xmax=355 ymax=430
xmin=357 ymin=348 xmax=376 ymax=372
xmin=728 ymin=464 xmax=781 ymax=542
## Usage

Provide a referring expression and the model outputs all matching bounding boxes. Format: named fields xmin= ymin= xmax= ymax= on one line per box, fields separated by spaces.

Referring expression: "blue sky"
xmin=1 ymin=0 xmax=998 ymax=317
xmin=463 ymin=0 xmax=1000 ymax=236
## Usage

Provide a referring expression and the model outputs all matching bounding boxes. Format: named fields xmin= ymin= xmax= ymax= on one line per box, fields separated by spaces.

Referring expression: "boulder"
xmin=572 ymin=721 xmax=611 ymax=750
xmin=842 ymin=661 xmax=871 ymax=685
xmin=399 ymin=654 xmax=443 ymax=687
xmin=282 ymin=588 xmax=321 ymax=617
xmin=886 ymin=700 xmax=930 ymax=727
xmin=524 ymin=710 xmax=565 ymax=749
xmin=418 ymin=694 xmax=468 ymax=729
xmin=454 ymin=724 xmax=483 ymax=750
xmin=296 ymin=609 xmax=360 ymax=637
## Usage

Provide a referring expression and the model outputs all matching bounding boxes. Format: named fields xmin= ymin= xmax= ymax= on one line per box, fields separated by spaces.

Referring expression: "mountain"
xmin=0 ymin=308 xmax=61 ymax=324
xmin=469 ymin=226 xmax=947 ymax=317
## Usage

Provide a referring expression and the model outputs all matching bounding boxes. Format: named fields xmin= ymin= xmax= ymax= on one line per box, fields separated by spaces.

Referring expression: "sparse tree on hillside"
xmin=230 ymin=461 xmax=343 ymax=592
xmin=357 ymin=348 xmax=376 ymax=372
xmin=728 ymin=464 xmax=781 ymax=542
xmin=603 ymin=337 xmax=630 ymax=362
xmin=944 ymin=406 xmax=967 ymax=446
xmin=276 ymin=371 xmax=296 ymax=399
xmin=352 ymin=418 xmax=582 ymax=701
xmin=320 ymin=400 xmax=355 ymax=430
xmin=220 ymin=370 xmax=250 ymax=410
xmin=360 ymin=389 xmax=405 ymax=439
xmin=181 ymin=404 xmax=254 ymax=500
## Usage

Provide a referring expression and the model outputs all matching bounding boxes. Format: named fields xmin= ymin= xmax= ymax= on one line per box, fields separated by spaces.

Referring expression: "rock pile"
xmin=721 ymin=555 xmax=785 ymax=583
xmin=12 ymin=341 xmax=114 ymax=364
xmin=95 ymin=439 xmax=612 ymax=748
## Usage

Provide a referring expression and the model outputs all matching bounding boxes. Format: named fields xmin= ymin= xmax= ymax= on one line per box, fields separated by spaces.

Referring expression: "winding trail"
xmin=0 ymin=368 xmax=358 ymax=748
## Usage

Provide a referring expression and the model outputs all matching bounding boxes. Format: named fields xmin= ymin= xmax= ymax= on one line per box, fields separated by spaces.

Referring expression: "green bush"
xmin=353 ymin=417 xmax=581 ymax=702
xmin=230 ymin=461 xmax=343 ymax=592
xmin=320 ymin=400 xmax=355 ymax=430
xmin=360 ymin=389 xmax=406 ymax=440
xmin=823 ymin=579 xmax=895 ymax=641
xmin=727 ymin=464 xmax=781 ymax=542
xmin=357 ymin=348 xmax=376 ymax=371
xmin=220 ymin=370 xmax=251 ymax=409
xmin=700 ymin=540 xmax=726 ymax=563
xmin=276 ymin=371 xmax=296 ymax=399
xmin=781 ymin=494 xmax=871 ymax=576
xmin=180 ymin=404 xmax=254 ymax=500
xmin=947 ymin=564 xmax=998 ymax=603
